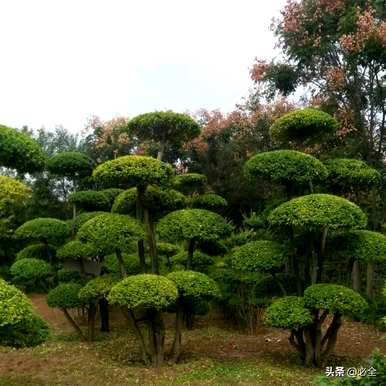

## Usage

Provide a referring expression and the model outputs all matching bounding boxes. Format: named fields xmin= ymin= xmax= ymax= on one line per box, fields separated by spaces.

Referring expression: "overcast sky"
xmin=0 ymin=0 xmax=287 ymax=132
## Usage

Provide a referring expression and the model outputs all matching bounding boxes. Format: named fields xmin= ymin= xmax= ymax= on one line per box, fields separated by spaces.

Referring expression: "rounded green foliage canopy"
xmin=15 ymin=218 xmax=70 ymax=245
xmin=70 ymin=211 xmax=108 ymax=234
xmin=244 ymin=150 xmax=328 ymax=186
xmin=0 ymin=124 xmax=46 ymax=173
xmin=127 ymin=111 xmax=200 ymax=145
xmin=112 ymin=186 xmax=186 ymax=217
xmin=231 ymin=240 xmax=286 ymax=272
xmin=57 ymin=240 xmax=98 ymax=261
xmin=269 ymin=108 xmax=339 ymax=144
xmin=173 ymin=173 xmax=207 ymax=195
xmin=10 ymin=258 xmax=53 ymax=281
xmin=268 ymin=194 xmax=367 ymax=231
xmin=191 ymin=193 xmax=228 ymax=212
xmin=325 ymin=158 xmax=381 ymax=189
xmin=47 ymin=283 xmax=84 ymax=309
xmin=78 ymin=274 xmax=119 ymax=304
xmin=69 ymin=190 xmax=111 ymax=211
xmin=0 ymin=176 xmax=31 ymax=205
xmin=77 ymin=213 xmax=144 ymax=254
xmin=108 ymin=274 xmax=178 ymax=311
xmin=157 ymin=242 xmax=182 ymax=257
xmin=16 ymin=243 xmax=56 ymax=261
xmin=167 ymin=270 xmax=220 ymax=300
xmin=93 ymin=155 xmax=174 ymax=188
xmin=157 ymin=209 xmax=233 ymax=243
xmin=46 ymin=152 xmax=94 ymax=178
xmin=265 ymin=296 xmax=313 ymax=329
xmin=304 ymin=284 xmax=367 ymax=316
xmin=102 ymin=253 xmax=141 ymax=275
xmin=0 ymin=279 xmax=33 ymax=327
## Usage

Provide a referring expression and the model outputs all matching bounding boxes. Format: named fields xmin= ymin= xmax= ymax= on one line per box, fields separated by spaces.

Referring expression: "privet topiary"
xmin=269 ymin=108 xmax=339 ymax=144
xmin=0 ymin=124 xmax=46 ymax=173
xmin=102 ymin=253 xmax=141 ymax=275
xmin=10 ymin=258 xmax=53 ymax=289
xmin=70 ymin=211 xmax=108 ymax=234
xmin=69 ymin=190 xmax=111 ymax=212
xmin=265 ymin=284 xmax=367 ymax=366
xmin=244 ymin=150 xmax=328 ymax=187
xmin=15 ymin=243 xmax=56 ymax=261
xmin=79 ymin=274 xmax=119 ymax=304
xmin=46 ymin=151 xmax=94 ymax=178
xmin=191 ymin=193 xmax=228 ymax=212
xmin=57 ymin=240 xmax=98 ymax=261
xmin=108 ymin=274 xmax=179 ymax=365
xmin=173 ymin=173 xmax=207 ymax=195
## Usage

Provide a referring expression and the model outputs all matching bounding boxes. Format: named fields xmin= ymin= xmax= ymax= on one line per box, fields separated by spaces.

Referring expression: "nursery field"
xmin=0 ymin=294 xmax=384 ymax=386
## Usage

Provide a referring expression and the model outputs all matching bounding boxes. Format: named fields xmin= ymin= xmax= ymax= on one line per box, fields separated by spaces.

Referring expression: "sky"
xmin=0 ymin=0 xmax=287 ymax=133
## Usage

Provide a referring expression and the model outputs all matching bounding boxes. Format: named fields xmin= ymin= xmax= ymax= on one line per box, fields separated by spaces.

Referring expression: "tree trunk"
xmin=144 ymin=209 xmax=159 ymax=275
xmin=99 ymin=298 xmax=109 ymax=332
xmin=366 ymin=263 xmax=375 ymax=299
xmin=316 ymin=227 xmax=328 ymax=283
xmin=187 ymin=239 xmax=195 ymax=269
xmin=322 ymin=313 xmax=342 ymax=361
xmin=137 ymin=240 xmax=146 ymax=273
xmin=87 ymin=303 xmax=97 ymax=341
xmin=62 ymin=308 xmax=86 ymax=341
xmin=171 ymin=301 xmax=183 ymax=363
xmin=351 ymin=259 xmax=361 ymax=292
xmin=115 ymin=249 xmax=127 ymax=278
xmin=127 ymin=309 xmax=150 ymax=365
xmin=157 ymin=141 xmax=166 ymax=161
xmin=136 ymin=186 xmax=147 ymax=273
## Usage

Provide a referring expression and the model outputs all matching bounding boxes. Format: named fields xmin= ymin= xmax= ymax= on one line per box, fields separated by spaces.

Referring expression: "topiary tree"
xmin=157 ymin=209 xmax=233 ymax=269
xmin=77 ymin=213 xmax=144 ymax=277
xmin=47 ymin=282 xmax=86 ymax=340
xmin=268 ymin=108 xmax=339 ymax=147
xmin=244 ymin=150 xmax=328 ymax=197
xmin=0 ymin=124 xmax=46 ymax=173
xmin=93 ymin=155 xmax=174 ymax=273
xmin=268 ymin=194 xmax=367 ymax=288
xmin=108 ymin=274 xmax=178 ymax=366
xmin=191 ymin=193 xmax=228 ymax=213
xmin=102 ymin=253 xmax=141 ymax=275
xmin=170 ymin=250 xmax=214 ymax=273
xmin=69 ymin=190 xmax=111 ymax=212
xmin=99 ymin=188 xmax=123 ymax=207
xmin=127 ymin=111 xmax=200 ymax=160
xmin=46 ymin=151 xmax=94 ymax=179
xmin=0 ymin=176 xmax=31 ymax=243
xmin=172 ymin=173 xmax=207 ymax=195
xmin=166 ymin=270 xmax=220 ymax=362
xmin=69 ymin=211 xmax=108 ymax=234
xmin=0 ymin=278 xmax=49 ymax=348
xmin=78 ymin=274 xmax=119 ymax=340
xmin=230 ymin=240 xmax=287 ymax=295
xmin=265 ymin=284 xmax=367 ymax=366
xmin=15 ymin=243 xmax=57 ymax=262
xmin=15 ymin=217 xmax=70 ymax=261
xmin=57 ymin=240 xmax=98 ymax=262
xmin=10 ymin=258 xmax=53 ymax=291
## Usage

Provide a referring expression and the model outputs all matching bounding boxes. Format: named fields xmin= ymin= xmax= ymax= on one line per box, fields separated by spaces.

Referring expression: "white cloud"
xmin=0 ymin=0 xmax=287 ymax=132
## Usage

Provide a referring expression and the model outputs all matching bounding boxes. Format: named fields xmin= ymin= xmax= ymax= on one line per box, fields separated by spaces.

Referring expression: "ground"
xmin=0 ymin=294 xmax=384 ymax=386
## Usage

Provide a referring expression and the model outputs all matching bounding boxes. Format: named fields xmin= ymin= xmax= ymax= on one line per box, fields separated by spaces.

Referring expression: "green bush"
xmin=57 ymin=268 xmax=82 ymax=283
xmin=167 ymin=270 xmax=220 ymax=300
xmin=100 ymin=188 xmax=124 ymax=206
xmin=15 ymin=217 xmax=70 ymax=245
xmin=173 ymin=173 xmax=207 ymax=195
xmin=325 ymin=158 xmax=381 ymax=190
xmin=304 ymin=284 xmax=368 ymax=316
xmin=170 ymin=251 xmax=214 ymax=271
xmin=157 ymin=242 xmax=182 ymax=257
xmin=0 ymin=314 xmax=49 ymax=348
xmin=244 ymin=150 xmax=328 ymax=186
xmin=108 ymin=274 xmax=178 ymax=310
xmin=70 ymin=211 xmax=108 ymax=234
xmin=16 ymin=243 xmax=56 ymax=261
xmin=230 ymin=240 xmax=286 ymax=272
xmin=268 ymin=194 xmax=367 ymax=231
xmin=191 ymin=193 xmax=228 ymax=212
xmin=10 ymin=258 xmax=53 ymax=284
xmin=0 ymin=279 xmax=33 ymax=327
xmin=69 ymin=190 xmax=111 ymax=211
xmin=93 ymin=155 xmax=174 ymax=188
xmin=47 ymin=282 xmax=84 ymax=309
xmin=269 ymin=108 xmax=339 ymax=144
xmin=264 ymin=296 xmax=313 ymax=329
xmin=158 ymin=209 xmax=233 ymax=243
xmin=46 ymin=151 xmax=94 ymax=178
xmin=102 ymin=253 xmax=141 ymax=275
xmin=77 ymin=213 xmax=144 ymax=254
xmin=0 ymin=124 xmax=46 ymax=173
xmin=57 ymin=240 xmax=98 ymax=261
xmin=78 ymin=274 xmax=119 ymax=304
xmin=0 ymin=175 xmax=31 ymax=206
xmin=112 ymin=186 xmax=186 ymax=217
